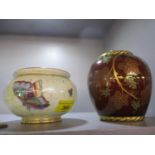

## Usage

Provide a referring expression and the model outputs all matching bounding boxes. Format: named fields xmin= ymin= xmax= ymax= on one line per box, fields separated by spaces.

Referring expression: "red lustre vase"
xmin=88 ymin=50 xmax=152 ymax=121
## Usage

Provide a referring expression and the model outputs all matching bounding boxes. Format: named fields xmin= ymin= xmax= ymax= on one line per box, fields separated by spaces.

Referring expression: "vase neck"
xmin=99 ymin=50 xmax=133 ymax=59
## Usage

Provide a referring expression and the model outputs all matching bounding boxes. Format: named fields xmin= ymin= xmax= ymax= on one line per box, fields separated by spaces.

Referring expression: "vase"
xmin=5 ymin=67 xmax=77 ymax=124
xmin=88 ymin=50 xmax=152 ymax=121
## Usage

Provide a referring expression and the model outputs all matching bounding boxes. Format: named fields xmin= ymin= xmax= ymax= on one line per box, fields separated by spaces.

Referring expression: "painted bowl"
xmin=5 ymin=67 xmax=77 ymax=124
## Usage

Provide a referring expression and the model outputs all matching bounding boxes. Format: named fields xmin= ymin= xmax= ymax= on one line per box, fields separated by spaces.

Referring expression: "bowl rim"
xmin=14 ymin=67 xmax=70 ymax=78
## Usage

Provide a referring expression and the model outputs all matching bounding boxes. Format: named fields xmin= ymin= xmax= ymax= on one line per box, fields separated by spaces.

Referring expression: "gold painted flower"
xmin=101 ymin=87 xmax=110 ymax=97
xmin=131 ymin=100 xmax=141 ymax=111
xmin=124 ymin=72 xmax=138 ymax=89
xmin=109 ymin=91 xmax=129 ymax=110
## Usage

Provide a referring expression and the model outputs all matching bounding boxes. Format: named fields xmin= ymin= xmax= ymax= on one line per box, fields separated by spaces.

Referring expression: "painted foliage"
xmin=88 ymin=51 xmax=152 ymax=116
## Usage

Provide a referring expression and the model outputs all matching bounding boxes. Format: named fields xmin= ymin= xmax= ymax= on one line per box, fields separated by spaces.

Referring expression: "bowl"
xmin=5 ymin=67 xmax=77 ymax=124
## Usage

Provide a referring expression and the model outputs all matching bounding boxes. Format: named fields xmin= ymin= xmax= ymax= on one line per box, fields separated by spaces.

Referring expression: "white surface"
xmin=0 ymin=112 xmax=155 ymax=134
xmin=0 ymin=35 xmax=104 ymax=114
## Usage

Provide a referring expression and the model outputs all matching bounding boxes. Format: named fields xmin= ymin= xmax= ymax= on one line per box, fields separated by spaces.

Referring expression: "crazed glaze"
xmin=5 ymin=67 xmax=77 ymax=124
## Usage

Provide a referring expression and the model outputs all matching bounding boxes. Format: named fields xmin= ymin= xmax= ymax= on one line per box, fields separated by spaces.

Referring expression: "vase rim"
xmin=104 ymin=50 xmax=132 ymax=55
xmin=107 ymin=50 xmax=131 ymax=52
xmin=98 ymin=50 xmax=133 ymax=59
xmin=14 ymin=67 xmax=70 ymax=78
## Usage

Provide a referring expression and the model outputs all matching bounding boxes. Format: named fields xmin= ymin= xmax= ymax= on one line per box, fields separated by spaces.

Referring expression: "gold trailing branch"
xmin=112 ymin=57 xmax=139 ymax=100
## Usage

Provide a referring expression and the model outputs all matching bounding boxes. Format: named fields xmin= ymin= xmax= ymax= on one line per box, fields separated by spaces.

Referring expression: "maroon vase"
xmin=88 ymin=50 xmax=152 ymax=121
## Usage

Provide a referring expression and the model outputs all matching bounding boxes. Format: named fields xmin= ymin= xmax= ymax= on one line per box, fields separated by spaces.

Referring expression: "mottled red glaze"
xmin=88 ymin=51 xmax=152 ymax=118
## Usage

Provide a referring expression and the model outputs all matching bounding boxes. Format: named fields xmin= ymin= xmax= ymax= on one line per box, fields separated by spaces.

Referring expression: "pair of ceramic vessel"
xmin=4 ymin=50 xmax=152 ymax=124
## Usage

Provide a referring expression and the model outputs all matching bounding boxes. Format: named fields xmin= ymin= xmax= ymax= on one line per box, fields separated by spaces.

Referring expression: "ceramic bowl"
xmin=5 ymin=67 xmax=77 ymax=124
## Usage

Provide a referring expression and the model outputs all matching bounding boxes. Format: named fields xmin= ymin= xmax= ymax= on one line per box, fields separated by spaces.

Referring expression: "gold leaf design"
xmin=112 ymin=57 xmax=139 ymax=100
xmin=124 ymin=72 xmax=138 ymax=89
xmin=101 ymin=87 xmax=110 ymax=97
xmin=131 ymin=100 xmax=141 ymax=110
xmin=109 ymin=91 xmax=129 ymax=110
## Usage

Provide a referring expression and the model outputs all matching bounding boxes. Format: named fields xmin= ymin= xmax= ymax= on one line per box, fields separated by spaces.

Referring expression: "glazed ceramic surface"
xmin=5 ymin=67 xmax=77 ymax=124
xmin=88 ymin=50 xmax=152 ymax=121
